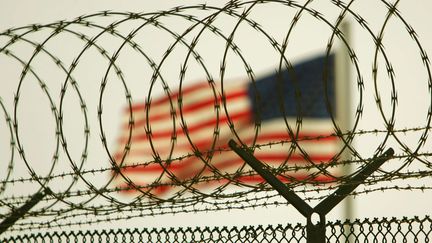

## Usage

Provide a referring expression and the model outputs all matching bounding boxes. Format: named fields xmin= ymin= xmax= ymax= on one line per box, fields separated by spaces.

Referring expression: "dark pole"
xmin=314 ymin=148 xmax=394 ymax=215
xmin=228 ymin=139 xmax=394 ymax=243
xmin=228 ymin=140 xmax=313 ymax=217
xmin=0 ymin=188 xmax=50 ymax=234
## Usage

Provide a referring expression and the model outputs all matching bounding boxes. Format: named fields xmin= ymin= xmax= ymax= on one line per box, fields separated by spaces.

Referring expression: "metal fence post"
xmin=229 ymin=139 xmax=394 ymax=242
xmin=0 ymin=188 xmax=50 ymax=234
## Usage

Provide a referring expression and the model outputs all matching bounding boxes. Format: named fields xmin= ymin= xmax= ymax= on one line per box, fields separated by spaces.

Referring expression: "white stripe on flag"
xmin=112 ymin=81 xmax=339 ymax=196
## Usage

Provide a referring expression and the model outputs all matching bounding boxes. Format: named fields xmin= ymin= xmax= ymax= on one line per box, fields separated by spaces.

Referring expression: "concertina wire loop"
xmin=0 ymin=0 xmax=431 ymax=232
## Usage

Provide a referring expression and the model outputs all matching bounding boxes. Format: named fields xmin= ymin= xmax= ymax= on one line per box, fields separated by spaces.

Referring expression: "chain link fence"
xmin=2 ymin=216 xmax=430 ymax=242
xmin=1 ymin=0 xmax=432 ymax=240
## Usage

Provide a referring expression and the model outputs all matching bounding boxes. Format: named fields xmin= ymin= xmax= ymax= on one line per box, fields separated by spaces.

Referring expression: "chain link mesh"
xmin=2 ymin=216 xmax=431 ymax=242
xmin=0 ymin=0 xmax=431 ymax=236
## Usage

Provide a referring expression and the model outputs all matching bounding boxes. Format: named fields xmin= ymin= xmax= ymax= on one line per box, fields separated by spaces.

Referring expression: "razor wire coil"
xmin=0 ymin=0 xmax=431 ymax=233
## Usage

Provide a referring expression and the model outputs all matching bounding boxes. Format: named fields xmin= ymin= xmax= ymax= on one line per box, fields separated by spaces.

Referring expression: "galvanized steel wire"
xmin=0 ymin=0 xmax=431 ymax=235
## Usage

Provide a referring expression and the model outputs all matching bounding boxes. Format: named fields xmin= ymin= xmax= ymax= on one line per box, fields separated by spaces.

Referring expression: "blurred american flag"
xmin=112 ymin=55 xmax=340 ymax=196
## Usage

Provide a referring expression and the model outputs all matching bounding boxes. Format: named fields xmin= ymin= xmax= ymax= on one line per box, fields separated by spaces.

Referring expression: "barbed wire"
xmin=0 ymin=125 xmax=428 ymax=188
xmin=3 ymin=215 xmax=432 ymax=242
xmin=0 ymin=0 xmax=431 ymax=233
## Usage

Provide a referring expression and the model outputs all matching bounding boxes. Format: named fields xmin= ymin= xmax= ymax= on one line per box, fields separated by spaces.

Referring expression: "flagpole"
xmin=335 ymin=21 xmax=353 ymax=222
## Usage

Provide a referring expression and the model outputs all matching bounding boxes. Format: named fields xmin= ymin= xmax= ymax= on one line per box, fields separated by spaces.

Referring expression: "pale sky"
xmin=1 ymin=0 xmax=431 ymax=233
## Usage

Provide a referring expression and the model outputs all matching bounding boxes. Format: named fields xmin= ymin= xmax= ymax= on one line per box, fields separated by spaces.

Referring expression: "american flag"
xmin=112 ymin=55 xmax=340 ymax=196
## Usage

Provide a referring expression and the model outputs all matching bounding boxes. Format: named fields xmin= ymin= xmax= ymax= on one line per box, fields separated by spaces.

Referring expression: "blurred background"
xmin=0 ymin=0 xmax=431 ymax=237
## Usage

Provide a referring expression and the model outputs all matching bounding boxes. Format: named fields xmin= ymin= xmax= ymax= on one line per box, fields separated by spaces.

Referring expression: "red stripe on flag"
xmin=123 ymin=83 xmax=248 ymax=120
xmin=125 ymin=89 xmax=248 ymax=127
xmin=115 ymin=174 xmax=336 ymax=195
xmin=117 ymin=110 xmax=252 ymax=143
xmin=126 ymin=82 xmax=210 ymax=113
xmin=113 ymin=131 xmax=336 ymax=162
xmin=116 ymin=152 xmax=335 ymax=175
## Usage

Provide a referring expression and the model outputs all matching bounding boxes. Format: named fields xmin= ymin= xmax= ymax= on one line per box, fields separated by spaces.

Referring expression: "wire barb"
xmin=0 ymin=1 xmax=431 ymax=234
